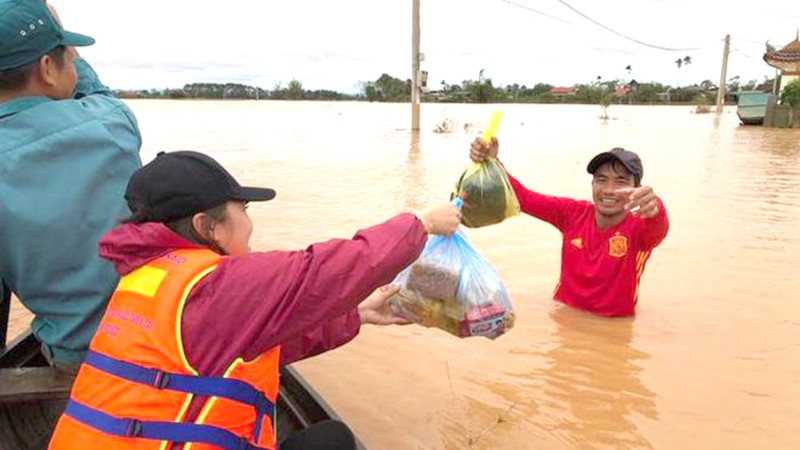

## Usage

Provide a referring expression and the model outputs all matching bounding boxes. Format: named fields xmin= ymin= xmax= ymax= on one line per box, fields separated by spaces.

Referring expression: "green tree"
xmin=462 ymin=69 xmax=501 ymax=103
xmin=575 ymin=83 xmax=599 ymax=103
xmin=780 ymin=79 xmax=800 ymax=126
xmin=270 ymin=82 xmax=284 ymax=99
xmin=674 ymin=58 xmax=683 ymax=87
xmin=742 ymin=79 xmax=758 ymax=91
xmin=599 ymin=91 xmax=612 ymax=119
xmin=727 ymin=75 xmax=741 ymax=93
xmin=694 ymin=94 xmax=711 ymax=114
xmin=598 ymin=80 xmax=616 ymax=119
xmin=370 ymin=73 xmax=410 ymax=102
xmin=286 ymin=79 xmax=304 ymax=100
xmin=682 ymin=56 xmax=692 ymax=73
xmin=531 ymin=83 xmax=554 ymax=96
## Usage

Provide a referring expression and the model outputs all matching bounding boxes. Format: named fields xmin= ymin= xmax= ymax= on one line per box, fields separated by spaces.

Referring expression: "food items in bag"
xmin=462 ymin=302 xmax=516 ymax=339
xmin=390 ymin=263 xmax=515 ymax=339
xmin=407 ymin=263 xmax=459 ymax=302
xmin=389 ymin=230 xmax=515 ymax=339
xmin=391 ymin=287 xmax=462 ymax=336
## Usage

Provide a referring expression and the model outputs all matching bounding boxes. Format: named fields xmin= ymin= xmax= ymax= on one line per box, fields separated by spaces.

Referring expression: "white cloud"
xmin=57 ymin=0 xmax=799 ymax=93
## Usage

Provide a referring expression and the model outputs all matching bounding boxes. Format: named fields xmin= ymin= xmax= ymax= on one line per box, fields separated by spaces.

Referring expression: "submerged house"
xmin=763 ymin=34 xmax=800 ymax=94
xmin=550 ymin=86 xmax=577 ymax=99
xmin=761 ymin=33 xmax=800 ymax=127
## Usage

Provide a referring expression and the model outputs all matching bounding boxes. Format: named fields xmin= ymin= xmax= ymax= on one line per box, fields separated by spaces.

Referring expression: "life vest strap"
xmin=65 ymin=400 xmax=268 ymax=450
xmin=85 ymin=350 xmax=273 ymax=440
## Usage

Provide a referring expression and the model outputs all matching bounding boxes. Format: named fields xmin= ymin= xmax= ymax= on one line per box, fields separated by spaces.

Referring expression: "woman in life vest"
xmin=48 ymin=150 xmax=461 ymax=450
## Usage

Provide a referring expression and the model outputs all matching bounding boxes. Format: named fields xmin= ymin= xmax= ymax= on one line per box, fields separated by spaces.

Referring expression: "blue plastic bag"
xmin=389 ymin=229 xmax=515 ymax=339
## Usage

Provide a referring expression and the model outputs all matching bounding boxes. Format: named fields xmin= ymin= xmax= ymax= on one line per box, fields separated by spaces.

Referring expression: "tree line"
xmin=116 ymin=81 xmax=355 ymax=101
xmin=114 ymin=73 xmax=773 ymax=105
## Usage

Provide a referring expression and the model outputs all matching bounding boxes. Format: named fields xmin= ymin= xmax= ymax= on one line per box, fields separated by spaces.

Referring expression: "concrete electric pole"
xmin=412 ymin=0 xmax=420 ymax=131
xmin=716 ymin=34 xmax=730 ymax=115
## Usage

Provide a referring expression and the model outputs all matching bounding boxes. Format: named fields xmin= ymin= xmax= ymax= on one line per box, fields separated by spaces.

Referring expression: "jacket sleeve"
xmin=73 ymin=58 xmax=111 ymax=98
xmin=181 ymin=213 xmax=426 ymax=376
xmin=278 ymin=310 xmax=361 ymax=366
xmin=72 ymin=58 xmax=142 ymax=151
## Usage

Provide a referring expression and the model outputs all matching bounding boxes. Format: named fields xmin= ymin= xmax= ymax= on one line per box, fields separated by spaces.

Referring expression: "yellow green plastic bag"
xmin=453 ymin=158 xmax=520 ymax=228
xmin=452 ymin=109 xmax=520 ymax=228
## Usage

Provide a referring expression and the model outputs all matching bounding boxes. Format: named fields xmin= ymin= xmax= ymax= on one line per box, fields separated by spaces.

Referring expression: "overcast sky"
xmin=58 ymin=0 xmax=799 ymax=93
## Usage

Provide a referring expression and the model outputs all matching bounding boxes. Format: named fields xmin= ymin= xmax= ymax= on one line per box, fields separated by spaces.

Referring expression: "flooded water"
xmin=8 ymin=101 xmax=800 ymax=449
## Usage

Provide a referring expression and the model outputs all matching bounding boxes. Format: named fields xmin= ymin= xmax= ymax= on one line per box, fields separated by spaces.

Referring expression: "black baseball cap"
xmin=125 ymin=151 xmax=276 ymax=223
xmin=586 ymin=147 xmax=643 ymax=184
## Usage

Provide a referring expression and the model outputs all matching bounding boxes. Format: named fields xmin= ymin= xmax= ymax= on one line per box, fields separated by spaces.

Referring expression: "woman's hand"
xmin=420 ymin=203 xmax=461 ymax=236
xmin=357 ymin=285 xmax=411 ymax=326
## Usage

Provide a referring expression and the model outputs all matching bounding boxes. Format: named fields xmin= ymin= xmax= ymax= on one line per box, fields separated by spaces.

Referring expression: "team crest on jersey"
xmin=570 ymin=237 xmax=582 ymax=249
xmin=608 ymin=233 xmax=628 ymax=258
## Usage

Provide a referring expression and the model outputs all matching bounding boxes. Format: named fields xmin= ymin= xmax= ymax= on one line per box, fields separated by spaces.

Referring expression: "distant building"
xmin=613 ymin=86 xmax=632 ymax=98
xmin=116 ymin=90 xmax=144 ymax=99
xmin=550 ymin=86 xmax=576 ymax=96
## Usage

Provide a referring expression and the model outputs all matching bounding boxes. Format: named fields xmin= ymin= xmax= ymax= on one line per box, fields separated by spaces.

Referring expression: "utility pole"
xmin=411 ymin=0 xmax=420 ymax=131
xmin=716 ymin=34 xmax=730 ymax=115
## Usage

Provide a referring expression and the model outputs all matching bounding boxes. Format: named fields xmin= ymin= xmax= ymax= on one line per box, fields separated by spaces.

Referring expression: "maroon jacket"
xmin=98 ymin=213 xmax=427 ymax=376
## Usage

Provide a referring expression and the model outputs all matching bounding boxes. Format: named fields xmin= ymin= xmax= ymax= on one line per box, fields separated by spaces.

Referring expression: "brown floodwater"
xmin=8 ymin=101 xmax=800 ymax=449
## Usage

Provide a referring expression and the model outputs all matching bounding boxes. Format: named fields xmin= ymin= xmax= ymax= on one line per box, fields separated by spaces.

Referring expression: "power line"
xmin=730 ymin=47 xmax=764 ymax=61
xmin=732 ymin=36 xmax=768 ymax=45
xmin=553 ymin=0 xmax=703 ymax=52
xmin=497 ymin=0 xmax=572 ymax=24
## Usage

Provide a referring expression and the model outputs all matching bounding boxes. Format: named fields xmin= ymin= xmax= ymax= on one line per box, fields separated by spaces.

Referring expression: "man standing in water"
xmin=0 ymin=0 xmax=142 ymax=372
xmin=469 ymin=138 xmax=669 ymax=316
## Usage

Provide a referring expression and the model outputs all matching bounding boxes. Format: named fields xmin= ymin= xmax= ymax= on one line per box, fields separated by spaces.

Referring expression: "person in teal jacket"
xmin=0 ymin=0 xmax=142 ymax=371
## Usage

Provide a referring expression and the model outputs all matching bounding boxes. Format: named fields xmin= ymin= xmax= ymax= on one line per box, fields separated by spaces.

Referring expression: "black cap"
xmin=125 ymin=151 xmax=276 ymax=223
xmin=586 ymin=148 xmax=643 ymax=184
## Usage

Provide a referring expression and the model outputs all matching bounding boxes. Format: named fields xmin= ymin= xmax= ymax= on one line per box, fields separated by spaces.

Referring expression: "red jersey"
xmin=506 ymin=172 xmax=669 ymax=316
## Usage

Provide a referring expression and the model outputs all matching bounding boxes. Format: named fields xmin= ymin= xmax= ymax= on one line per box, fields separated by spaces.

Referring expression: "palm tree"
xmin=625 ymin=65 xmax=632 ymax=78
xmin=682 ymin=56 xmax=692 ymax=84
xmin=675 ymin=58 xmax=683 ymax=87
xmin=477 ymin=69 xmax=486 ymax=103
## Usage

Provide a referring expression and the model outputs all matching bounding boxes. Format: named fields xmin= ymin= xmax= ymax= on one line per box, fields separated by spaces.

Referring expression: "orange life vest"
xmin=48 ymin=248 xmax=280 ymax=450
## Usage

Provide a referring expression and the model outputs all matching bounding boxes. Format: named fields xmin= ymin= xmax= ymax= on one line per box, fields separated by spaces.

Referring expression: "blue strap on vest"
xmin=83 ymin=350 xmax=273 ymax=444
xmin=65 ymin=400 xmax=267 ymax=450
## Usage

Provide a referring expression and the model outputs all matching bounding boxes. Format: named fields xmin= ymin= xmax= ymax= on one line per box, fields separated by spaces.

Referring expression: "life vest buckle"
xmin=125 ymin=419 xmax=143 ymax=437
xmin=255 ymin=394 xmax=270 ymax=413
xmin=153 ymin=370 xmax=171 ymax=389
xmin=236 ymin=436 xmax=251 ymax=450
